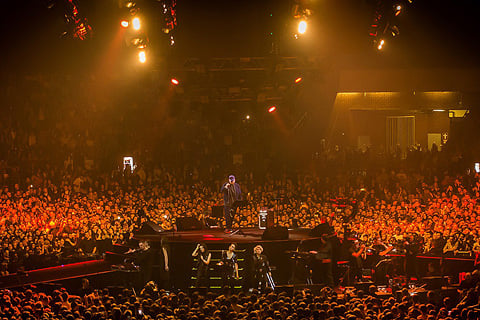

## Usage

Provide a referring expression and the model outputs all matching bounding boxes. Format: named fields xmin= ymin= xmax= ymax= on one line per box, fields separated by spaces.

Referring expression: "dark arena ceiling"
xmin=1 ymin=0 xmax=480 ymax=73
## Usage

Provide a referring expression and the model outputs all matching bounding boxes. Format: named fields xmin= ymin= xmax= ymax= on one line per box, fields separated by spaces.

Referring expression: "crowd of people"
xmin=1 ymin=156 xmax=480 ymax=276
xmin=1 ymin=74 xmax=480 ymax=280
xmin=1 ymin=275 xmax=480 ymax=320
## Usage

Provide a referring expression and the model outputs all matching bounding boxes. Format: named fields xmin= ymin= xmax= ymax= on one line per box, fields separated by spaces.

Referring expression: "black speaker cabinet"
xmin=136 ymin=221 xmax=163 ymax=234
xmin=262 ymin=226 xmax=289 ymax=240
xmin=176 ymin=217 xmax=203 ymax=231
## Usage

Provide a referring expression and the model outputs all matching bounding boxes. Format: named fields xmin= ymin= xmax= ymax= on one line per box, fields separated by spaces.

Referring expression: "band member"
xmin=217 ymin=243 xmax=239 ymax=289
xmin=252 ymin=245 xmax=272 ymax=291
xmin=369 ymin=237 xmax=392 ymax=284
xmin=310 ymin=236 xmax=334 ymax=287
xmin=404 ymin=233 xmax=421 ymax=283
xmin=150 ymin=237 xmax=170 ymax=289
xmin=221 ymin=175 xmax=242 ymax=231
xmin=348 ymin=239 xmax=365 ymax=284
xmin=126 ymin=240 xmax=153 ymax=288
xmin=192 ymin=242 xmax=211 ymax=288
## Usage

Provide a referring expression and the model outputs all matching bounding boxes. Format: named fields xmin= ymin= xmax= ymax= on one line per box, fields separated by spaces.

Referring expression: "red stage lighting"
xmin=171 ymin=78 xmax=179 ymax=85
xmin=120 ymin=20 xmax=129 ymax=28
xmin=268 ymin=106 xmax=277 ymax=113
xmin=295 ymin=77 xmax=303 ymax=83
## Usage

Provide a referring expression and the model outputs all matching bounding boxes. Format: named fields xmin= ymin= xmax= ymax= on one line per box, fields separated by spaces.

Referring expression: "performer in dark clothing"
xmin=192 ymin=243 xmax=211 ymax=288
xmin=126 ymin=240 xmax=153 ymax=288
xmin=221 ymin=175 xmax=242 ymax=231
xmin=252 ymin=245 xmax=272 ymax=291
xmin=404 ymin=233 xmax=420 ymax=283
xmin=347 ymin=239 xmax=365 ymax=285
xmin=156 ymin=237 xmax=170 ymax=289
xmin=311 ymin=236 xmax=334 ymax=287
xmin=217 ymin=243 xmax=239 ymax=289
xmin=370 ymin=237 xmax=393 ymax=285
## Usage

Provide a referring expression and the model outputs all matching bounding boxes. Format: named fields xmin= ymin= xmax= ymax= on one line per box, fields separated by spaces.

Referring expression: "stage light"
xmin=295 ymin=77 xmax=303 ymax=84
xmin=131 ymin=37 xmax=147 ymax=48
xmin=394 ymin=4 xmax=402 ymax=16
xmin=125 ymin=1 xmax=135 ymax=8
xmin=268 ymin=106 xmax=277 ymax=113
xmin=171 ymin=78 xmax=179 ymax=85
xmin=391 ymin=25 xmax=400 ymax=37
xmin=120 ymin=19 xmax=129 ymax=28
xmin=132 ymin=17 xmax=141 ymax=30
xmin=73 ymin=22 xmax=92 ymax=41
xmin=377 ymin=39 xmax=385 ymax=50
xmin=246 ymin=115 xmax=250 ymax=120
xmin=298 ymin=20 xmax=307 ymax=34
xmin=138 ymin=50 xmax=146 ymax=63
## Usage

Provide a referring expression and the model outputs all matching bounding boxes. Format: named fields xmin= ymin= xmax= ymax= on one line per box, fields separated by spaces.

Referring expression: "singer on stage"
xmin=221 ymin=175 xmax=242 ymax=232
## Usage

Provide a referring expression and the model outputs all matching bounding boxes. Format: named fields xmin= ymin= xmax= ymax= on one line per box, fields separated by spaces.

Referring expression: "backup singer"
xmin=221 ymin=175 xmax=242 ymax=231
xmin=252 ymin=245 xmax=272 ymax=291
xmin=191 ymin=243 xmax=211 ymax=288
xmin=217 ymin=243 xmax=239 ymax=289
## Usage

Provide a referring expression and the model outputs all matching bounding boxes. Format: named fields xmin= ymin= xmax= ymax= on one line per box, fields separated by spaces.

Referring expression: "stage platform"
xmin=0 ymin=260 xmax=114 ymax=290
xmin=0 ymin=228 xmax=321 ymax=291
xmin=0 ymin=228 xmax=476 ymax=292
xmin=135 ymin=227 xmax=320 ymax=243
xmin=133 ymin=227 xmax=322 ymax=289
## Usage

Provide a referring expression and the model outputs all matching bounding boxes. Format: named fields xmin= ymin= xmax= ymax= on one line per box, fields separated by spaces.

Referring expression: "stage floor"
xmin=135 ymin=227 xmax=319 ymax=243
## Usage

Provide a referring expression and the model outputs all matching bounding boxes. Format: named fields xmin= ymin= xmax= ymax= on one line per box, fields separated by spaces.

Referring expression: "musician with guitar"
xmin=369 ymin=237 xmax=394 ymax=285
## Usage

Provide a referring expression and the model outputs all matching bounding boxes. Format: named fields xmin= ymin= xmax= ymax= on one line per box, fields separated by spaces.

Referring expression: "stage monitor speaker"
xmin=262 ymin=226 xmax=289 ymax=240
xmin=176 ymin=217 xmax=203 ymax=231
xmin=309 ymin=223 xmax=333 ymax=237
xmin=137 ymin=221 xmax=163 ymax=235
xmin=353 ymin=281 xmax=375 ymax=292
xmin=422 ymin=276 xmax=447 ymax=290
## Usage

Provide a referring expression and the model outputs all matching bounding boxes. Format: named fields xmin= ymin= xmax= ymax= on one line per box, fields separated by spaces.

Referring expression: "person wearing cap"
xmin=221 ymin=175 xmax=242 ymax=232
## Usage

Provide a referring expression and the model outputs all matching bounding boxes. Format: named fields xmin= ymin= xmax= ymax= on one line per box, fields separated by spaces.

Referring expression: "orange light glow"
xmin=268 ymin=106 xmax=277 ymax=113
xmin=171 ymin=78 xmax=179 ymax=85
xmin=120 ymin=20 xmax=129 ymax=28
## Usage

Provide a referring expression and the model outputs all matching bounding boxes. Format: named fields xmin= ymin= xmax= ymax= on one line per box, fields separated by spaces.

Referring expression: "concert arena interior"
xmin=2 ymin=0 xmax=480 ymax=319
